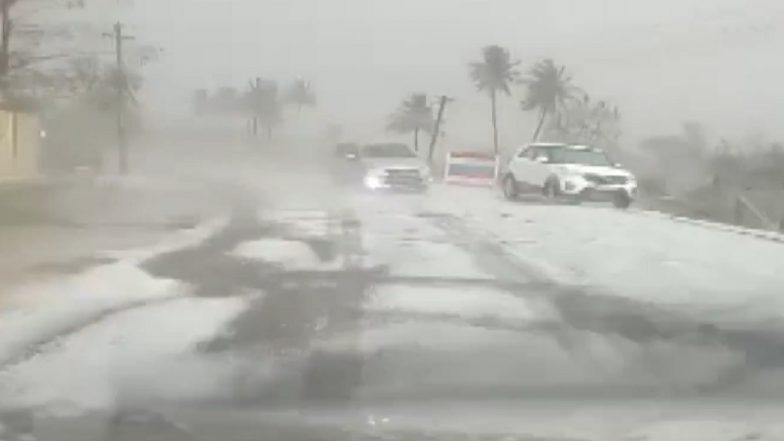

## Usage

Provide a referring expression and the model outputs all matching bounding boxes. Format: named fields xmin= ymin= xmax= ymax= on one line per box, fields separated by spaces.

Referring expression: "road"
xmin=3 ymin=145 xmax=784 ymax=440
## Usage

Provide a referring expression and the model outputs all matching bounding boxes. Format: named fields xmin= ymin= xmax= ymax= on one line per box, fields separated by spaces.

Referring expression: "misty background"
xmin=80 ymin=0 xmax=784 ymax=149
xmin=5 ymin=1 xmax=784 ymax=422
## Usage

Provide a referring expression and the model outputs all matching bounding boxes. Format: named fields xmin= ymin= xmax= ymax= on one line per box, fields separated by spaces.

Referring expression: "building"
xmin=0 ymin=103 xmax=42 ymax=181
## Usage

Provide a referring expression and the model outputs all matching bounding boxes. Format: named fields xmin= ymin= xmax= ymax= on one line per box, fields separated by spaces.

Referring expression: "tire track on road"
xmin=424 ymin=211 xmax=784 ymax=397
xmin=197 ymin=209 xmax=377 ymax=407
xmin=425 ymin=212 xmax=556 ymax=285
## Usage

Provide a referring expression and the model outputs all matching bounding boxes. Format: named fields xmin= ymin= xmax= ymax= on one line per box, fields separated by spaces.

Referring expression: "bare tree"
xmin=1 ymin=0 xmax=87 ymax=93
xmin=548 ymin=93 xmax=621 ymax=152
xmin=43 ymin=61 xmax=142 ymax=172
xmin=428 ymin=95 xmax=452 ymax=165
xmin=0 ymin=0 xmax=16 ymax=79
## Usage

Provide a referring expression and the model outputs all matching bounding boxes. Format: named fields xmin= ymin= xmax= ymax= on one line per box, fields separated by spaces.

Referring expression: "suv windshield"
xmin=362 ymin=143 xmax=416 ymax=158
xmin=546 ymin=146 xmax=612 ymax=167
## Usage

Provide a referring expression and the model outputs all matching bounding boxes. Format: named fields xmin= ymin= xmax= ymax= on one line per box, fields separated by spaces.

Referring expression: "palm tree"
xmin=285 ymin=77 xmax=316 ymax=115
xmin=469 ymin=45 xmax=519 ymax=155
xmin=427 ymin=95 xmax=452 ymax=165
xmin=522 ymin=59 xmax=576 ymax=142
xmin=246 ymin=79 xmax=282 ymax=139
xmin=387 ymin=93 xmax=434 ymax=152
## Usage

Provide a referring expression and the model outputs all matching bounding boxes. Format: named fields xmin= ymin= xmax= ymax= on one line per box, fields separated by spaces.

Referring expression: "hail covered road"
xmin=3 ymin=144 xmax=784 ymax=440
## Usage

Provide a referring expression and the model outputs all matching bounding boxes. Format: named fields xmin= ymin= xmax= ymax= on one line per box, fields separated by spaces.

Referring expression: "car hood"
xmin=553 ymin=163 xmax=633 ymax=177
xmin=362 ymin=157 xmax=424 ymax=171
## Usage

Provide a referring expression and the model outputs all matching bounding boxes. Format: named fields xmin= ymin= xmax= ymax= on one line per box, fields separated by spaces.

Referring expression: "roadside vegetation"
xmin=193 ymin=77 xmax=318 ymax=141
xmin=387 ymin=93 xmax=434 ymax=153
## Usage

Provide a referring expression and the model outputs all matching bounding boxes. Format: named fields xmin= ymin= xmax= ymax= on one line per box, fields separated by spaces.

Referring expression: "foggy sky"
xmin=97 ymin=0 xmax=784 ymax=148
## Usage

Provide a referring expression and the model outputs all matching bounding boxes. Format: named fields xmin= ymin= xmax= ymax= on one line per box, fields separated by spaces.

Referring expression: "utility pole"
xmin=104 ymin=22 xmax=134 ymax=174
xmin=428 ymin=95 xmax=452 ymax=165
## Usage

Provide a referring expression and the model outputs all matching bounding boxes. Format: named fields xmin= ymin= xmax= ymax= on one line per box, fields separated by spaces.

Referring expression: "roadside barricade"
xmin=443 ymin=151 xmax=499 ymax=186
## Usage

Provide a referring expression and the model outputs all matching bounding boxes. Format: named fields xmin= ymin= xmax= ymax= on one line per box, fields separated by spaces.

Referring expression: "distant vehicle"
xmin=334 ymin=142 xmax=359 ymax=159
xmin=357 ymin=142 xmax=431 ymax=192
xmin=330 ymin=142 xmax=363 ymax=186
xmin=502 ymin=143 xmax=637 ymax=208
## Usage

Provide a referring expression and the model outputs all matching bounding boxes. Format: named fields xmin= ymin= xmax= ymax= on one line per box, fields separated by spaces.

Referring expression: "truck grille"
xmin=384 ymin=169 xmax=424 ymax=186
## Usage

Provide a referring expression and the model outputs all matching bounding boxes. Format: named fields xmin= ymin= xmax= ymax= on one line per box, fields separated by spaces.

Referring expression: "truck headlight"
xmin=364 ymin=174 xmax=383 ymax=189
xmin=364 ymin=169 xmax=386 ymax=189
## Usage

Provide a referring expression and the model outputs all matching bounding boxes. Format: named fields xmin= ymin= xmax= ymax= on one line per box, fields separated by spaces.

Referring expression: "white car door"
xmin=527 ymin=147 xmax=552 ymax=188
xmin=509 ymin=147 xmax=536 ymax=187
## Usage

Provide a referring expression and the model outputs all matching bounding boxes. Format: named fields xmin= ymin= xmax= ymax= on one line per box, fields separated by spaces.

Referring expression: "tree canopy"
xmin=469 ymin=45 xmax=519 ymax=96
xmin=469 ymin=45 xmax=519 ymax=154
xmin=387 ymin=93 xmax=434 ymax=151
xmin=548 ymin=93 xmax=621 ymax=152
xmin=522 ymin=59 xmax=577 ymax=141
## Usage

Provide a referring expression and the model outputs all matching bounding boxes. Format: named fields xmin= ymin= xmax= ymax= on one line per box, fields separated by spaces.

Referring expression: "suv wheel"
xmin=502 ymin=175 xmax=519 ymax=200
xmin=543 ymin=178 xmax=561 ymax=201
xmin=613 ymin=191 xmax=632 ymax=209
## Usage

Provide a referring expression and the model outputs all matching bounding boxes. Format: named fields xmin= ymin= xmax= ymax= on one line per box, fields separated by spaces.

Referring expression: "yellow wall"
xmin=0 ymin=110 xmax=41 ymax=180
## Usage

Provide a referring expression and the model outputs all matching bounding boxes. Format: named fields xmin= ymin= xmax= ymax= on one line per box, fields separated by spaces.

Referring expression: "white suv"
xmin=502 ymin=143 xmax=637 ymax=208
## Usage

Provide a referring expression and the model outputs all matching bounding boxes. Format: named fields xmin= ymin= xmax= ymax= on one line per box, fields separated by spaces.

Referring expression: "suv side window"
xmin=517 ymin=147 xmax=530 ymax=158
xmin=526 ymin=147 xmax=540 ymax=160
xmin=531 ymin=147 xmax=552 ymax=162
